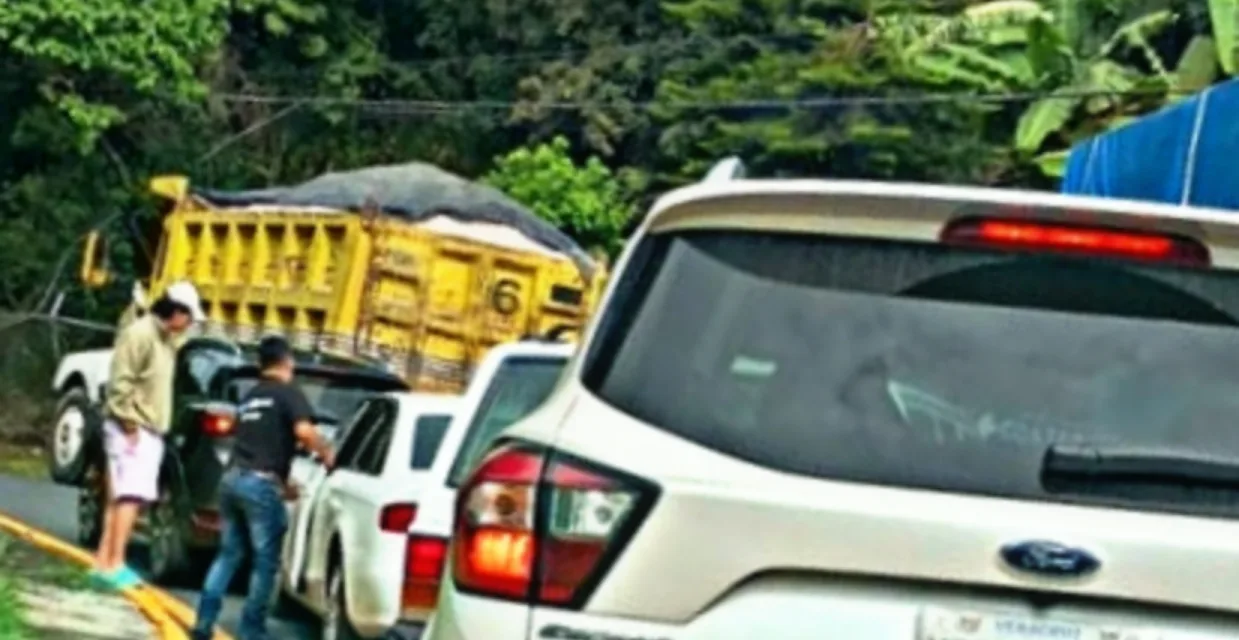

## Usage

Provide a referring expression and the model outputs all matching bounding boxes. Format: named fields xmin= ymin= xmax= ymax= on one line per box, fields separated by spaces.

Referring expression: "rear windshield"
xmin=583 ymin=230 xmax=1239 ymax=518
xmin=229 ymin=373 xmax=404 ymax=426
xmin=447 ymin=357 xmax=567 ymax=486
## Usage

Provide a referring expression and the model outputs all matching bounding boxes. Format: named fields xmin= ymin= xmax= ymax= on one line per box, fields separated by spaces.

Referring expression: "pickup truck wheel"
xmin=146 ymin=497 xmax=191 ymax=585
xmin=49 ymin=388 xmax=96 ymax=485
xmin=77 ymin=459 xmax=105 ymax=548
xmin=323 ymin=570 xmax=365 ymax=640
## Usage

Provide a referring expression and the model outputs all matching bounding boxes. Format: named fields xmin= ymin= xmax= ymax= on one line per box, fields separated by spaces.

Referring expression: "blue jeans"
xmin=192 ymin=468 xmax=288 ymax=640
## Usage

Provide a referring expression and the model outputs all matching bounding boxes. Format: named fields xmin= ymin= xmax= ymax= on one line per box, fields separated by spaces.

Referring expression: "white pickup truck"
xmin=46 ymin=284 xmax=147 ymax=486
xmin=47 ymin=345 xmax=114 ymax=485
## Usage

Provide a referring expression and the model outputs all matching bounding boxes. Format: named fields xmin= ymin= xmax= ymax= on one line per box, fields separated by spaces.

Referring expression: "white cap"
xmin=165 ymin=281 xmax=206 ymax=322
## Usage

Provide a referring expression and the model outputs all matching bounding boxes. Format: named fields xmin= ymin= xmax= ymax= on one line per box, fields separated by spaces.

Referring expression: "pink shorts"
xmin=103 ymin=420 xmax=165 ymax=503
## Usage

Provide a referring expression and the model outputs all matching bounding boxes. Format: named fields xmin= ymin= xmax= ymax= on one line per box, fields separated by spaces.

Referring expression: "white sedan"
xmin=279 ymin=392 xmax=459 ymax=639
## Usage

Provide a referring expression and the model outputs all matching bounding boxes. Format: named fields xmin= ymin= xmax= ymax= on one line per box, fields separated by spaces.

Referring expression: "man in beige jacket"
xmin=93 ymin=281 xmax=204 ymax=589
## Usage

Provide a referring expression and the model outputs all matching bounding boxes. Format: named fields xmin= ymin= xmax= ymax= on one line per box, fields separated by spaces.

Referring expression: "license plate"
xmin=920 ymin=607 xmax=1161 ymax=640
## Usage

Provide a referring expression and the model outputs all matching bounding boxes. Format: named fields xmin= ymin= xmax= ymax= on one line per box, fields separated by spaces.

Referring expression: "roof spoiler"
xmin=703 ymin=156 xmax=746 ymax=183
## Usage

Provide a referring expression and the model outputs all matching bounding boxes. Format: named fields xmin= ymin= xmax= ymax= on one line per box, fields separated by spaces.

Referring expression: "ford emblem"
xmin=1000 ymin=540 xmax=1100 ymax=578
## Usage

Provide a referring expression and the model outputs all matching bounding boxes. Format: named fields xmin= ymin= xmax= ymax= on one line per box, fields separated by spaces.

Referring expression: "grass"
xmin=0 ymin=535 xmax=96 ymax=593
xmin=0 ymin=573 xmax=27 ymax=640
xmin=0 ymin=443 xmax=44 ymax=481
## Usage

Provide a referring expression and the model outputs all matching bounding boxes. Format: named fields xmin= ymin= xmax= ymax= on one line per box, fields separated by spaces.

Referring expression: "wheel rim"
xmin=54 ymin=407 xmax=85 ymax=467
xmin=323 ymin=574 xmax=341 ymax=640
xmin=148 ymin=504 xmax=174 ymax=576
xmin=78 ymin=467 xmax=103 ymax=541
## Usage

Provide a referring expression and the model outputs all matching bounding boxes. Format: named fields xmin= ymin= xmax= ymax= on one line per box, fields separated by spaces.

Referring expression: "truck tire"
xmin=146 ymin=496 xmax=192 ymax=586
xmin=49 ymin=388 xmax=99 ymax=486
xmin=77 ymin=457 xmax=106 ymax=548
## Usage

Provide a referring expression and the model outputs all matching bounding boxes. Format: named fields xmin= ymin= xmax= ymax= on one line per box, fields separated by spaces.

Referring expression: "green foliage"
xmin=483 ymin=137 xmax=635 ymax=254
xmin=1175 ymin=35 xmax=1221 ymax=93
xmin=0 ymin=0 xmax=228 ymax=149
xmin=882 ymin=0 xmax=1183 ymax=177
xmin=1210 ymin=0 xmax=1238 ymax=74
xmin=0 ymin=0 xmax=1223 ymax=315
xmin=652 ymin=0 xmax=1012 ymax=185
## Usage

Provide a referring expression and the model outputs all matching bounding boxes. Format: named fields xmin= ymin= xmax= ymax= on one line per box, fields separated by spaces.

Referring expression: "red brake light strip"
xmin=941 ymin=217 xmax=1209 ymax=266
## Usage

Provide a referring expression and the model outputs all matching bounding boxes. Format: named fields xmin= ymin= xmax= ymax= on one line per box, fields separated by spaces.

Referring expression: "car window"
xmin=335 ymin=401 xmax=381 ymax=470
xmin=175 ymin=344 xmax=236 ymax=398
xmin=353 ymin=400 xmax=396 ymax=476
xmin=447 ymin=357 xmax=567 ymax=486
xmin=584 ymin=229 xmax=1239 ymax=520
xmin=410 ymin=414 xmax=452 ymax=470
xmin=229 ymin=371 xmax=399 ymax=425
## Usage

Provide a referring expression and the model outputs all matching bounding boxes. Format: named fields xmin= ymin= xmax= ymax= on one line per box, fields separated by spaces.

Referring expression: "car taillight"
xmin=200 ymin=411 xmax=235 ymax=438
xmin=941 ymin=217 xmax=1210 ymax=266
xmin=452 ymin=441 xmax=658 ymax=609
xmin=379 ymin=503 xmax=418 ymax=533
xmin=401 ymin=535 xmax=449 ymax=612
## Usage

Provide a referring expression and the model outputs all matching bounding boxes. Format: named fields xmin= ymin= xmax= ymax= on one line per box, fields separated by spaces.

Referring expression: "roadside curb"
xmin=0 ymin=510 xmax=233 ymax=640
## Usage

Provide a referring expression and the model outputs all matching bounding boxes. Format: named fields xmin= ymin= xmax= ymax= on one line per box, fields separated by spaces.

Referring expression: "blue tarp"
xmin=1061 ymin=77 xmax=1239 ymax=210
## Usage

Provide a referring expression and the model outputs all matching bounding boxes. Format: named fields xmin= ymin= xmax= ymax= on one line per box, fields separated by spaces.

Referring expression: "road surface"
xmin=0 ymin=473 xmax=318 ymax=638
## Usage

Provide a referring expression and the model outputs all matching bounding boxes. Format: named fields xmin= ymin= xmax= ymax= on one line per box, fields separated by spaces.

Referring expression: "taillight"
xmin=401 ymin=535 xmax=449 ymax=613
xmin=452 ymin=441 xmax=658 ymax=609
xmin=941 ymin=217 xmax=1210 ymax=266
xmin=379 ymin=503 xmax=418 ymax=533
xmin=200 ymin=411 xmax=235 ymax=438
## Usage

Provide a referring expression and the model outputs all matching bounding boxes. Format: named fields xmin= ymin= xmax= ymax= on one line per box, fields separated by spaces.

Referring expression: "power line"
xmin=208 ymin=10 xmax=1017 ymax=82
xmin=232 ymin=32 xmax=803 ymax=80
xmin=211 ymin=86 xmax=1178 ymax=114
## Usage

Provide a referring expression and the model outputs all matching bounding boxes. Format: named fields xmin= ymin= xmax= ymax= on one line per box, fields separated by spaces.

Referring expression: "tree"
xmin=651 ymin=0 xmax=1012 ymax=186
xmin=483 ymin=136 xmax=636 ymax=254
xmin=884 ymin=0 xmax=1182 ymax=177
xmin=0 ymin=0 xmax=1217 ymax=313
xmin=1208 ymin=0 xmax=1239 ymax=74
xmin=0 ymin=0 xmax=231 ymax=308
xmin=0 ymin=0 xmax=229 ymax=151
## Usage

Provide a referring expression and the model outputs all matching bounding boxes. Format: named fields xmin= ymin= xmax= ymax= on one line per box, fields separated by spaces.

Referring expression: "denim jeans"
xmin=192 ymin=468 xmax=288 ymax=640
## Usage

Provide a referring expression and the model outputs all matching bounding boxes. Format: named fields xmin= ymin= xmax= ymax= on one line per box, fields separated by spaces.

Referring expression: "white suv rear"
xmin=428 ymin=168 xmax=1239 ymax=640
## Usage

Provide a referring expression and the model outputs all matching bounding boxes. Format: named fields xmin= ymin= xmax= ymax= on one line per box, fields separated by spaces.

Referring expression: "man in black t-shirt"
xmin=192 ymin=336 xmax=335 ymax=640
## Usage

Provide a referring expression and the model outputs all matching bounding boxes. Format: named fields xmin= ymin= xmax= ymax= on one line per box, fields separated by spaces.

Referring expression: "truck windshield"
xmin=583 ymin=229 xmax=1239 ymax=518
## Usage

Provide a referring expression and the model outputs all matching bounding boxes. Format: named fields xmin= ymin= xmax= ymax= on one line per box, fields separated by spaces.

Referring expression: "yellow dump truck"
xmin=73 ymin=163 xmax=607 ymax=393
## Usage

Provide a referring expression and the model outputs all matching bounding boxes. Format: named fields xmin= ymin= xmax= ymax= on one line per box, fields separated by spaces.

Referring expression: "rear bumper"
xmin=426 ymin=588 xmax=529 ymax=640
xmin=346 ymin=537 xmax=412 ymax=637
xmin=428 ymin=576 xmax=1239 ymax=640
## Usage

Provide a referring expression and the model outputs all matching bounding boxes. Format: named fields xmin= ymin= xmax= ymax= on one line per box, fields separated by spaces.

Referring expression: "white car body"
xmin=407 ymin=340 xmax=575 ymax=592
xmin=428 ymin=166 xmax=1239 ymax=640
xmin=280 ymin=392 xmax=459 ymax=638
xmin=47 ymin=348 xmax=114 ymax=485
xmin=51 ymin=348 xmax=113 ymax=404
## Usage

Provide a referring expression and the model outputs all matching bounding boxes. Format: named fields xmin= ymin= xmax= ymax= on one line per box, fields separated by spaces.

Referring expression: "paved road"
xmin=0 ymin=473 xmax=318 ymax=638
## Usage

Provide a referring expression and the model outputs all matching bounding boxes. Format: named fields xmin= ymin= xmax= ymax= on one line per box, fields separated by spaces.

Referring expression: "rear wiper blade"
xmin=1042 ymin=444 xmax=1239 ymax=487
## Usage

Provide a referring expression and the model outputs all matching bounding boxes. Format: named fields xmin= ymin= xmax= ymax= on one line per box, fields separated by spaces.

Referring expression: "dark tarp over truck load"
xmin=1061 ymin=77 xmax=1239 ymax=210
xmin=193 ymin=162 xmax=595 ymax=278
